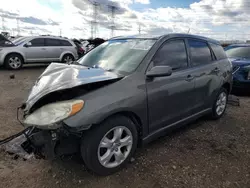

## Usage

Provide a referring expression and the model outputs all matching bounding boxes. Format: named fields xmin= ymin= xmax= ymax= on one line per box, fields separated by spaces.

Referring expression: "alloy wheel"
xmin=9 ymin=56 xmax=22 ymax=69
xmin=64 ymin=55 xmax=73 ymax=63
xmin=97 ymin=126 xmax=133 ymax=168
xmin=216 ymin=92 xmax=227 ymax=116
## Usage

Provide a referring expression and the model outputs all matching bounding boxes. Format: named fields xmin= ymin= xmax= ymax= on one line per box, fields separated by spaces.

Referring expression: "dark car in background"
xmin=72 ymin=39 xmax=85 ymax=58
xmin=85 ymin=38 xmax=106 ymax=52
xmin=21 ymin=34 xmax=232 ymax=175
xmin=72 ymin=38 xmax=106 ymax=58
xmin=225 ymin=44 xmax=250 ymax=91
xmin=0 ymin=34 xmax=14 ymax=47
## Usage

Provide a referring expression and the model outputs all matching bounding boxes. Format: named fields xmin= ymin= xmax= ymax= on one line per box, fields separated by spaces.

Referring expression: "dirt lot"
xmin=0 ymin=65 xmax=250 ymax=188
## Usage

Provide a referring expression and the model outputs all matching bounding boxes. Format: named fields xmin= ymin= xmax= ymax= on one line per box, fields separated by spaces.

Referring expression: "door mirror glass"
xmin=146 ymin=65 xmax=172 ymax=77
xmin=24 ymin=42 xmax=32 ymax=47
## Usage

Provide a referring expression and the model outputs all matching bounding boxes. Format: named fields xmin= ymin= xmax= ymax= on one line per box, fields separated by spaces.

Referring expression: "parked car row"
xmin=0 ymin=36 xmax=78 ymax=70
xmin=0 ymin=35 xmax=106 ymax=70
xmin=2 ymin=34 xmax=248 ymax=92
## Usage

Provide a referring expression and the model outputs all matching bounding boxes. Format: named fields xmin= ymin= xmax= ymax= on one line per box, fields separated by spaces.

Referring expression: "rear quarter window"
xmin=188 ymin=39 xmax=212 ymax=66
xmin=60 ymin=40 xmax=72 ymax=46
xmin=209 ymin=43 xmax=227 ymax=60
xmin=45 ymin=38 xmax=61 ymax=46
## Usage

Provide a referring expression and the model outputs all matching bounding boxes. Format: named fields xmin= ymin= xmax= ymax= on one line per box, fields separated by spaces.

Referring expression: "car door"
xmin=44 ymin=38 xmax=62 ymax=61
xmin=146 ymin=39 xmax=198 ymax=133
xmin=186 ymin=39 xmax=221 ymax=112
xmin=24 ymin=38 xmax=46 ymax=62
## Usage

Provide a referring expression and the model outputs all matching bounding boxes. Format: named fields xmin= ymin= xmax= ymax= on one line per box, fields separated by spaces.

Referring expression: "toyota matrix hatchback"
xmin=0 ymin=36 xmax=78 ymax=70
xmin=20 ymin=34 xmax=232 ymax=175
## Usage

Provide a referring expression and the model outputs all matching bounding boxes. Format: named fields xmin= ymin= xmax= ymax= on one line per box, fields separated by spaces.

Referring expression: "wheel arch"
xmin=222 ymin=82 xmax=231 ymax=94
xmin=60 ymin=51 xmax=75 ymax=61
xmin=4 ymin=52 xmax=25 ymax=64
xmin=89 ymin=111 xmax=144 ymax=144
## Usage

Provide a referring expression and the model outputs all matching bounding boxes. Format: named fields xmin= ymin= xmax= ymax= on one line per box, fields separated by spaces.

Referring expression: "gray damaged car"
xmin=20 ymin=34 xmax=232 ymax=175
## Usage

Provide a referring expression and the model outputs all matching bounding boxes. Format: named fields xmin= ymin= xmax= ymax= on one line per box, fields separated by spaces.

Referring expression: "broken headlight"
xmin=24 ymin=100 xmax=84 ymax=129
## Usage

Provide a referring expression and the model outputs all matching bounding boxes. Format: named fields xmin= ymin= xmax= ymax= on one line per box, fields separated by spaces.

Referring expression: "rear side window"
xmin=45 ymin=38 xmax=61 ymax=46
xmin=209 ymin=43 xmax=227 ymax=60
xmin=188 ymin=39 xmax=212 ymax=66
xmin=153 ymin=40 xmax=188 ymax=70
xmin=60 ymin=40 xmax=72 ymax=46
xmin=29 ymin=38 xmax=45 ymax=47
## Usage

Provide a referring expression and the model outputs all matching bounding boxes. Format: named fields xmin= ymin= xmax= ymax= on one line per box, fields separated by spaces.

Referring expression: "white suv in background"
xmin=0 ymin=36 xmax=78 ymax=70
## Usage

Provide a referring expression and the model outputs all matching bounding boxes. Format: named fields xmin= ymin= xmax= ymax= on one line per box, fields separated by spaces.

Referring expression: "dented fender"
xmin=62 ymin=75 xmax=148 ymax=134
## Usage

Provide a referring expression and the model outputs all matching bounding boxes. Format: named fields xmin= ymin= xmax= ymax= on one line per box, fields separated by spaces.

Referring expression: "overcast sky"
xmin=0 ymin=0 xmax=249 ymax=40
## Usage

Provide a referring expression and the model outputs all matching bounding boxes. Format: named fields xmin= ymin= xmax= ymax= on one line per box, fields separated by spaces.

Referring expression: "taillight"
xmin=79 ymin=47 xmax=84 ymax=53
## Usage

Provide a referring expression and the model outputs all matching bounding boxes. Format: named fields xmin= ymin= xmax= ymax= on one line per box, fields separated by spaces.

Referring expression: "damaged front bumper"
xmin=21 ymin=124 xmax=81 ymax=159
xmin=17 ymin=103 xmax=84 ymax=159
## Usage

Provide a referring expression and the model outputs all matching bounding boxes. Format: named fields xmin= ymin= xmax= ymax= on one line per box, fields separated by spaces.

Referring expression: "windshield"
xmin=12 ymin=37 xmax=28 ymax=46
xmin=77 ymin=39 xmax=156 ymax=74
xmin=225 ymin=46 xmax=250 ymax=59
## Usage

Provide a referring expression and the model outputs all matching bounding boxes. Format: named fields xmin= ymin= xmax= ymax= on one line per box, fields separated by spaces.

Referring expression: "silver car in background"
xmin=0 ymin=36 xmax=78 ymax=70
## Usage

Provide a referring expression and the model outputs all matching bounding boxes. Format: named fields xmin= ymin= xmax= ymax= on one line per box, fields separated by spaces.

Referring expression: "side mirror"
xmin=146 ymin=65 xmax=172 ymax=78
xmin=24 ymin=42 xmax=32 ymax=47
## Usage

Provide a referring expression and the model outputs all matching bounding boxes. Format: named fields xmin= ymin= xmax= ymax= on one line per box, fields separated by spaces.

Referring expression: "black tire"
xmin=61 ymin=54 xmax=74 ymax=63
xmin=81 ymin=115 xmax=138 ymax=176
xmin=4 ymin=53 xmax=23 ymax=70
xmin=211 ymin=88 xmax=228 ymax=119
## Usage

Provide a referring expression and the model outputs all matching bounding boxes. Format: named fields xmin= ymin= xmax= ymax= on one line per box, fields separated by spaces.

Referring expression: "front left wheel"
xmin=4 ymin=54 xmax=23 ymax=70
xmin=81 ymin=115 xmax=138 ymax=175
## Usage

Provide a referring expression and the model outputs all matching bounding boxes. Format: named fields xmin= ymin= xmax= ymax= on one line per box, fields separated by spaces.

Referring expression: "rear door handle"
xmin=185 ymin=75 xmax=194 ymax=82
xmin=41 ymin=48 xmax=46 ymax=50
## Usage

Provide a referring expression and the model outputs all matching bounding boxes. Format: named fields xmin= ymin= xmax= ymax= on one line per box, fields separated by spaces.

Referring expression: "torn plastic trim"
xmin=22 ymin=125 xmax=81 ymax=159
xmin=0 ymin=127 xmax=33 ymax=146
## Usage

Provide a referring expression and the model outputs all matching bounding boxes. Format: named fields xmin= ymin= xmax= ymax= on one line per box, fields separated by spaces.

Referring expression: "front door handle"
xmin=185 ymin=75 xmax=194 ymax=82
xmin=41 ymin=48 xmax=46 ymax=50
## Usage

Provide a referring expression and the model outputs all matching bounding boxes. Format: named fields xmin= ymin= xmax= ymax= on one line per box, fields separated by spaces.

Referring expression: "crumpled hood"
xmin=24 ymin=63 xmax=123 ymax=111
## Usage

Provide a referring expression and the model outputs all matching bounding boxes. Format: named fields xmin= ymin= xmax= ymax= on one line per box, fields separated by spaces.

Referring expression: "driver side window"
xmin=153 ymin=39 xmax=188 ymax=70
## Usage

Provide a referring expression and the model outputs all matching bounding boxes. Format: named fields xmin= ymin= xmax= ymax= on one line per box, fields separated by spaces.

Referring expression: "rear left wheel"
xmin=61 ymin=54 xmax=74 ymax=63
xmin=211 ymin=88 xmax=228 ymax=119
xmin=81 ymin=115 xmax=138 ymax=175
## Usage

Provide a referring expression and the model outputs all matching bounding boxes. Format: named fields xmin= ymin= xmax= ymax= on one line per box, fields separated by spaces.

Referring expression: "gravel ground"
xmin=0 ymin=65 xmax=250 ymax=188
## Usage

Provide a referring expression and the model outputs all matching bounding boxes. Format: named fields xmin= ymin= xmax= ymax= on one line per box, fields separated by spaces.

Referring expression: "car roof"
xmin=110 ymin=34 xmax=161 ymax=40
xmin=110 ymin=33 xmax=220 ymax=45
xmin=21 ymin=36 xmax=71 ymax=41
